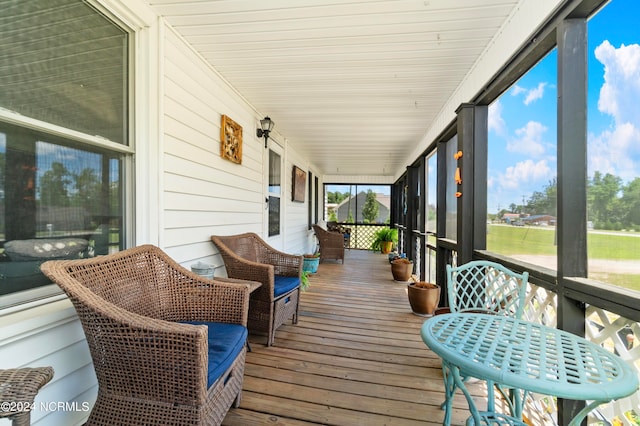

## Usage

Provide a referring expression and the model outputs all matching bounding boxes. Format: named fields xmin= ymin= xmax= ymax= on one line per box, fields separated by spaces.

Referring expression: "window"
xmin=0 ymin=1 xmax=130 ymax=303
xmin=314 ymin=176 xmax=319 ymax=225
xmin=486 ymin=51 xmax=558 ymax=269
xmin=586 ymin=0 xmax=640 ymax=290
xmin=307 ymin=172 xmax=319 ymax=229
xmin=308 ymin=171 xmax=313 ymax=229
xmin=1 ymin=1 xmax=128 ymax=144
xmin=268 ymin=149 xmax=281 ymax=237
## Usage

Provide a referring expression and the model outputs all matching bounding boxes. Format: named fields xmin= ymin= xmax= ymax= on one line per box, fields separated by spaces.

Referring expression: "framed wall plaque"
xmin=292 ymin=166 xmax=306 ymax=202
xmin=220 ymin=115 xmax=242 ymax=164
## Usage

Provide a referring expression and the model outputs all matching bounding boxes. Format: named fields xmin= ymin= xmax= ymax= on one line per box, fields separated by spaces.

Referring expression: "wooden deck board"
xmin=223 ymin=249 xmax=485 ymax=425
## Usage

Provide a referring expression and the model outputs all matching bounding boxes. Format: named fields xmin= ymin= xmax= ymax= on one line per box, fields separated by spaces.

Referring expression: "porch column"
xmin=455 ymin=103 xmax=488 ymax=264
xmin=406 ymin=164 xmax=421 ymax=265
xmin=557 ymin=17 xmax=588 ymax=426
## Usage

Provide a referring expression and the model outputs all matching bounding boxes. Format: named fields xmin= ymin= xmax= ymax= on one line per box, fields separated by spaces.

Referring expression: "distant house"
xmin=523 ymin=215 xmax=556 ymax=226
xmin=501 ymin=213 xmax=521 ymax=224
xmin=501 ymin=213 xmax=556 ymax=226
xmin=335 ymin=192 xmax=390 ymax=223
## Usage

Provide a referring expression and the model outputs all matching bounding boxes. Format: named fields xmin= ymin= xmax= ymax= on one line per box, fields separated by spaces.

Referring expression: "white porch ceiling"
xmin=146 ymin=0 xmax=524 ymax=179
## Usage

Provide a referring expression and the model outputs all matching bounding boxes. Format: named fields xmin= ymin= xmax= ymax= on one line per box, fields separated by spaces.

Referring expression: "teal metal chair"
xmin=446 ymin=260 xmax=529 ymax=318
xmin=442 ymin=260 xmax=530 ymax=424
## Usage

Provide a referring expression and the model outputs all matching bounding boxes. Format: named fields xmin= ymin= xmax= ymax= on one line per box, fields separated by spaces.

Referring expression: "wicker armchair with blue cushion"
xmin=211 ymin=233 xmax=302 ymax=346
xmin=41 ymin=245 xmax=251 ymax=426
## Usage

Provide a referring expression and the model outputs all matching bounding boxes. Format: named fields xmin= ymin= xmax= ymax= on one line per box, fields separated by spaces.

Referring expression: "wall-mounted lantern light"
xmin=256 ymin=116 xmax=275 ymax=148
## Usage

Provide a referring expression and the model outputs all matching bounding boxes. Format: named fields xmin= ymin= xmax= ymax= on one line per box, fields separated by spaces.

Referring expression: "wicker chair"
xmin=0 ymin=367 xmax=54 ymax=426
xmin=40 ymin=245 xmax=252 ymax=426
xmin=327 ymin=221 xmax=351 ymax=248
xmin=312 ymin=224 xmax=345 ymax=264
xmin=211 ymin=233 xmax=302 ymax=346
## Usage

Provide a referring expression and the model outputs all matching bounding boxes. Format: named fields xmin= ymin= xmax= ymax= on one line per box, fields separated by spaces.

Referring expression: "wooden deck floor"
xmin=222 ymin=249 xmax=486 ymax=426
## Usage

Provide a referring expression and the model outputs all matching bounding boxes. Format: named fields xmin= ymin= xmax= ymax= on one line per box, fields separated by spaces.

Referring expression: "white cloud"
xmin=507 ymin=121 xmax=547 ymax=157
xmin=501 ymin=159 xmax=553 ymax=190
xmin=590 ymin=40 xmax=640 ymax=179
xmin=511 ymin=85 xmax=526 ymax=96
xmin=589 ymin=122 xmax=640 ymax=181
xmin=510 ymin=82 xmax=548 ymax=105
xmin=524 ymin=82 xmax=548 ymax=105
xmin=488 ymin=100 xmax=507 ymax=136
xmin=595 ymin=40 xmax=640 ymax=126
xmin=487 ymin=175 xmax=494 ymax=189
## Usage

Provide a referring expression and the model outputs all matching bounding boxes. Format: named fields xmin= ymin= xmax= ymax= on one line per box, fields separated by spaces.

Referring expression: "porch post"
xmin=406 ymin=164 xmax=421 ymax=266
xmin=455 ymin=103 xmax=488 ymax=264
xmin=557 ymin=17 xmax=588 ymax=425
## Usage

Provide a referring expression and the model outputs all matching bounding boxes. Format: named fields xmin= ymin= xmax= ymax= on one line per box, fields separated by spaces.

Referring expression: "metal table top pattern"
xmin=421 ymin=313 xmax=638 ymax=402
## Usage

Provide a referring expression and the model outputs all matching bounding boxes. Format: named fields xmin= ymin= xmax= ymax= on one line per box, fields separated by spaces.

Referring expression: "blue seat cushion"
xmin=180 ymin=321 xmax=248 ymax=388
xmin=274 ymin=275 xmax=300 ymax=297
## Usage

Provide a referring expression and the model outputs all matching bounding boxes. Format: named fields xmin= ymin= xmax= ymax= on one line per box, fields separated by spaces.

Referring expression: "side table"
xmin=0 ymin=367 xmax=55 ymax=426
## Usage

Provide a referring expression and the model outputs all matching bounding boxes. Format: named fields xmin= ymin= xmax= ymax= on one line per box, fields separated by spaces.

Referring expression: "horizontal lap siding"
xmin=0 ymin=300 xmax=97 ymax=425
xmin=162 ymin=28 xmax=264 ymax=263
xmin=284 ymin=149 xmax=316 ymax=255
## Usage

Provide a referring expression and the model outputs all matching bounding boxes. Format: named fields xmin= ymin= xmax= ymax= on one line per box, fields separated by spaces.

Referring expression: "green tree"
xmin=39 ymin=162 xmax=72 ymax=206
xmin=588 ymin=172 xmax=622 ymax=228
xmin=327 ymin=191 xmax=350 ymax=204
xmin=74 ymin=168 xmax=100 ymax=210
xmin=620 ymin=177 xmax=640 ymax=228
xmin=362 ymin=190 xmax=379 ymax=223
xmin=526 ymin=178 xmax=556 ymax=215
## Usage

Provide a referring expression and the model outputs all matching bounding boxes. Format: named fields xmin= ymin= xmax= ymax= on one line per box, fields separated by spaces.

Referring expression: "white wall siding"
xmin=161 ymin=22 xmax=315 ymax=266
xmin=0 ymin=300 xmax=97 ymax=425
xmin=162 ymin=26 xmax=266 ymax=266
xmin=284 ymin=145 xmax=316 ymax=256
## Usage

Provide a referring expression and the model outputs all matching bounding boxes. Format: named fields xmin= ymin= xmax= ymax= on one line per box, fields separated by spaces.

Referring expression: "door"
xmin=264 ymin=141 xmax=283 ymax=249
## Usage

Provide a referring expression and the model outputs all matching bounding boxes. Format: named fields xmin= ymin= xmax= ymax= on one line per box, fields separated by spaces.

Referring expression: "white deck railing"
xmin=523 ymin=284 xmax=640 ymax=425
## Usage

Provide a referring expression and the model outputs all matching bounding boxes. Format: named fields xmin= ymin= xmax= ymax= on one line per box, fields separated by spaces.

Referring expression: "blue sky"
xmin=487 ymin=0 xmax=640 ymax=214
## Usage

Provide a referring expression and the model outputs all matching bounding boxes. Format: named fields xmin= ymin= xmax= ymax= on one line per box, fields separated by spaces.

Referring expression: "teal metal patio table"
xmin=421 ymin=313 xmax=639 ymax=426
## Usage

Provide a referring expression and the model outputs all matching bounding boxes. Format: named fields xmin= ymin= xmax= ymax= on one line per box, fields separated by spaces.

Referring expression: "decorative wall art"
xmin=220 ymin=115 xmax=243 ymax=164
xmin=292 ymin=166 xmax=306 ymax=202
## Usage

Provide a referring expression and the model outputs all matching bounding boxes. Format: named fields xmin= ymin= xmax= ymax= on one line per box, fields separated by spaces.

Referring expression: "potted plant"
xmin=407 ymin=279 xmax=440 ymax=316
xmin=371 ymin=227 xmax=398 ymax=254
xmin=303 ymin=253 xmax=320 ymax=273
xmin=391 ymin=258 xmax=413 ymax=281
xmin=301 ymin=270 xmax=311 ymax=291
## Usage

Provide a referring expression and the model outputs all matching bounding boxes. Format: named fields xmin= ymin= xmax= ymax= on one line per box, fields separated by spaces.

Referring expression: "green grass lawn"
xmin=487 ymin=224 xmax=640 ymax=258
xmin=487 ymin=225 xmax=556 ymax=256
xmin=487 ymin=224 xmax=640 ymax=290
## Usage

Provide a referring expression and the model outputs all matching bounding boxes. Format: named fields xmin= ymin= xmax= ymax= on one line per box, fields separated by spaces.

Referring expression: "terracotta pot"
xmin=391 ymin=259 xmax=413 ymax=281
xmin=407 ymin=282 xmax=440 ymax=316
